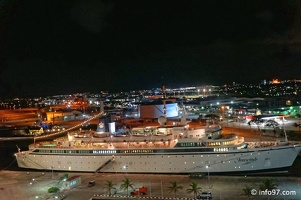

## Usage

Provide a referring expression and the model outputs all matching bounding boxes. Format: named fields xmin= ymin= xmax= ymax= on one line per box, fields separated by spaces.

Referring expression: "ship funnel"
xmin=158 ymin=116 xmax=167 ymax=126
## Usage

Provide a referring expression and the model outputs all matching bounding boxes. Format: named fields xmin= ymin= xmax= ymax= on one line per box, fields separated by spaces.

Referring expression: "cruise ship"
xmin=15 ymin=117 xmax=301 ymax=174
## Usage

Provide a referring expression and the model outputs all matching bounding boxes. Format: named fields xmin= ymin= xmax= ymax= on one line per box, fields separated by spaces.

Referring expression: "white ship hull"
xmin=15 ymin=144 xmax=301 ymax=174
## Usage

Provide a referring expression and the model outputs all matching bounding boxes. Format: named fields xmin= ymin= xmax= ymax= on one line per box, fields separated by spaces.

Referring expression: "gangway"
xmin=95 ymin=158 xmax=113 ymax=173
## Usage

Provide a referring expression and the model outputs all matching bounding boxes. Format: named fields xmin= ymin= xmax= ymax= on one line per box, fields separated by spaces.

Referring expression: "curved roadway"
xmin=34 ymin=111 xmax=104 ymax=141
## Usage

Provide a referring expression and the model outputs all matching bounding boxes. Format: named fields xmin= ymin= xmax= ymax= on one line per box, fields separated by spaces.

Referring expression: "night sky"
xmin=1 ymin=0 xmax=301 ymax=97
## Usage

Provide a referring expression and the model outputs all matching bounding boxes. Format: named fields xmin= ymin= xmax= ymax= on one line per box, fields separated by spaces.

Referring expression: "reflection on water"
xmin=0 ymin=134 xmax=33 ymax=170
xmin=0 ymin=128 xmax=28 ymax=137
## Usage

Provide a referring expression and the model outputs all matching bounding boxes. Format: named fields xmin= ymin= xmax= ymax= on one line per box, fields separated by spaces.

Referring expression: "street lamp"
xmin=123 ymin=165 xmax=128 ymax=174
xmin=52 ymin=112 xmax=54 ymax=126
xmin=161 ymin=180 xmax=164 ymax=198
xmin=206 ymin=165 xmax=210 ymax=188
xmin=51 ymin=166 xmax=54 ymax=179
xmin=298 ymin=106 xmax=301 ymax=132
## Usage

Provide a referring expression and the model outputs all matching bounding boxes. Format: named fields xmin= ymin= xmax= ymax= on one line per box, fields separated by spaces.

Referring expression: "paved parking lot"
xmin=0 ymin=170 xmax=301 ymax=200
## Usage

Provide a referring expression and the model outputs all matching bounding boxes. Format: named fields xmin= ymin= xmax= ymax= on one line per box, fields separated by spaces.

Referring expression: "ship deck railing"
xmin=29 ymin=140 xmax=178 ymax=150
xmin=247 ymin=140 xmax=301 ymax=148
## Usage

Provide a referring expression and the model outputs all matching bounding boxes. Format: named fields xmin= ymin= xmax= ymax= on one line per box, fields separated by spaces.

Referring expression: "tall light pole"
xmin=123 ymin=165 xmax=128 ymax=175
xmin=298 ymin=106 xmax=301 ymax=132
xmin=206 ymin=165 xmax=210 ymax=188
xmin=51 ymin=166 xmax=54 ymax=179
xmin=149 ymin=180 xmax=151 ymax=197
xmin=52 ymin=110 xmax=56 ymax=126
xmin=161 ymin=180 xmax=163 ymax=198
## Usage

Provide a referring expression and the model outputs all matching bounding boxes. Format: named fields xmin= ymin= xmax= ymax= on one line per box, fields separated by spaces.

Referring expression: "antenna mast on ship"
xmin=282 ymin=117 xmax=288 ymax=142
xmin=162 ymin=84 xmax=167 ymax=119
xmin=180 ymin=101 xmax=187 ymax=126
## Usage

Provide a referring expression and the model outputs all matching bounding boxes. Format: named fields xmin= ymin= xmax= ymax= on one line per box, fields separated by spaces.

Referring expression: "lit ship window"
xmin=214 ymin=148 xmax=229 ymax=152
xmin=92 ymin=150 xmax=117 ymax=154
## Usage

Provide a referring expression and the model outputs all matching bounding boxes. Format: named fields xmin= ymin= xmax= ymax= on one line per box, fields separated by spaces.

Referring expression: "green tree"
xmin=120 ymin=177 xmax=134 ymax=196
xmin=104 ymin=180 xmax=117 ymax=196
xmin=186 ymin=181 xmax=202 ymax=199
xmin=57 ymin=173 xmax=69 ymax=184
xmin=48 ymin=186 xmax=60 ymax=193
xmin=259 ymin=178 xmax=278 ymax=191
xmin=168 ymin=180 xmax=183 ymax=198
xmin=242 ymin=185 xmax=252 ymax=199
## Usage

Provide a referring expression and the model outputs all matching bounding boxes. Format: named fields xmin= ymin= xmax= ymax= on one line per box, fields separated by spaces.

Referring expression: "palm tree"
xmin=186 ymin=181 xmax=202 ymax=199
xmin=103 ymin=180 xmax=117 ymax=196
xmin=58 ymin=173 xmax=69 ymax=183
xmin=168 ymin=180 xmax=183 ymax=198
xmin=242 ymin=185 xmax=252 ymax=199
xmin=48 ymin=186 xmax=60 ymax=193
xmin=259 ymin=178 xmax=278 ymax=191
xmin=259 ymin=178 xmax=278 ymax=200
xmin=120 ymin=177 xmax=134 ymax=196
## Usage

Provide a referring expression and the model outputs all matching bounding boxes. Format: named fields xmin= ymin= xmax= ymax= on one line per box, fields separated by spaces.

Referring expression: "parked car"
xmin=88 ymin=180 xmax=95 ymax=187
xmin=197 ymin=191 xmax=212 ymax=199
xmin=130 ymin=187 xmax=147 ymax=195
xmin=189 ymin=172 xmax=206 ymax=179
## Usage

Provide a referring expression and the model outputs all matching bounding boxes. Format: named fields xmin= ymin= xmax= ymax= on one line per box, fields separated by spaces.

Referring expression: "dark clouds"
xmin=0 ymin=0 xmax=301 ymax=97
